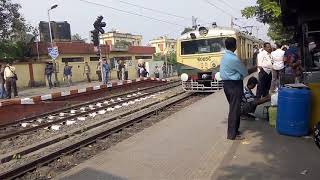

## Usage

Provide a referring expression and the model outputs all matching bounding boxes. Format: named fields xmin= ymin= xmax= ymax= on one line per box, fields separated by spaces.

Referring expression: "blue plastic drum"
xmin=276 ymin=87 xmax=311 ymax=136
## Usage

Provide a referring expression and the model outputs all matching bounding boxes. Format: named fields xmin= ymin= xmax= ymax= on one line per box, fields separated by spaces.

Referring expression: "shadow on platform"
xmin=212 ymin=119 xmax=320 ymax=180
xmin=58 ymin=167 xmax=127 ymax=180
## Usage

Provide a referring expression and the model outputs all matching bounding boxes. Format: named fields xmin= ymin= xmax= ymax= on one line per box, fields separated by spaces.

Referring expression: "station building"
xmin=149 ymin=36 xmax=176 ymax=55
xmin=11 ymin=41 xmax=155 ymax=88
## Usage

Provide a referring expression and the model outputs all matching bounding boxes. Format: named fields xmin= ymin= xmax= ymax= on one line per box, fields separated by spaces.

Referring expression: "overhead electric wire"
xmin=117 ymin=0 xmax=189 ymax=20
xmin=216 ymin=0 xmax=240 ymax=13
xmin=202 ymin=0 xmax=234 ymax=17
xmin=78 ymin=0 xmax=185 ymax=27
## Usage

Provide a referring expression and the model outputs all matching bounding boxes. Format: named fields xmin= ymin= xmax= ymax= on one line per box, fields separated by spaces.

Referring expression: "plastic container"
xmin=308 ymin=83 xmax=320 ymax=130
xmin=268 ymin=106 xmax=277 ymax=127
xmin=276 ymin=87 xmax=311 ymax=136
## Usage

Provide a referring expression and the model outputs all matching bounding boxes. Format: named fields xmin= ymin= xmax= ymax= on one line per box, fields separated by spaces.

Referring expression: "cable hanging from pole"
xmin=78 ymin=0 xmax=185 ymax=27
xmin=117 ymin=0 xmax=189 ymax=20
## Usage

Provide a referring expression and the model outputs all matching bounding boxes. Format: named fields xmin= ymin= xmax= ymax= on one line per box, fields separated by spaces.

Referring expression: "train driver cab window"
xmin=181 ymin=38 xmax=225 ymax=55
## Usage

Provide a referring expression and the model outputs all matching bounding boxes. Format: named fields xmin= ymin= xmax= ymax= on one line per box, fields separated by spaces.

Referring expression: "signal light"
xmin=91 ymin=29 xmax=99 ymax=46
xmin=94 ymin=15 xmax=107 ymax=34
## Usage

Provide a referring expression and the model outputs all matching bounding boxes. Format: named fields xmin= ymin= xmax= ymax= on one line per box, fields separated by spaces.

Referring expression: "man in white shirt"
xmin=256 ymin=43 xmax=273 ymax=98
xmin=270 ymin=43 xmax=285 ymax=92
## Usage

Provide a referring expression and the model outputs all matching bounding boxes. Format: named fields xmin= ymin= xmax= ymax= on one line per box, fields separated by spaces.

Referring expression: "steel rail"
xmin=0 ymin=92 xmax=193 ymax=179
xmin=0 ymin=82 xmax=180 ymax=141
xmin=0 ymin=80 xmax=178 ymax=129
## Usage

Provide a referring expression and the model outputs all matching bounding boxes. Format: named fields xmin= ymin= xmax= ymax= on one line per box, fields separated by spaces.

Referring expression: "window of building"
xmin=135 ymin=56 xmax=152 ymax=59
xmin=62 ymin=57 xmax=84 ymax=63
xmin=90 ymin=57 xmax=100 ymax=61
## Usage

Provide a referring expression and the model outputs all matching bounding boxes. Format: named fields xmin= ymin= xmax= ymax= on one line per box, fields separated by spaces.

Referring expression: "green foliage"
xmin=0 ymin=0 xmax=35 ymax=61
xmin=241 ymin=0 xmax=293 ymax=43
xmin=167 ymin=51 xmax=177 ymax=65
xmin=153 ymin=52 xmax=176 ymax=64
xmin=71 ymin=33 xmax=85 ymax=41
xmin=267 ymin=20 xmax=293 ymax=44
xmin=181 ymin=27 xmax=194 ymax=35
xmin=153 ymin=53 xmax=163 ymax=61
xmin=114 ymin=40 xmax=132 ymax=47
xmin=241 ymin=0 xmax=281 ymax=24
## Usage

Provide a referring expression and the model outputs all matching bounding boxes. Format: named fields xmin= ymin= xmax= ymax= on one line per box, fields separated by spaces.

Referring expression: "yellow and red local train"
xmin=176 ymin=26 xmax=263 ymax=92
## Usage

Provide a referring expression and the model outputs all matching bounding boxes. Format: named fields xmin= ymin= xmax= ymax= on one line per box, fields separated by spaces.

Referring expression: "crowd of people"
xmin=220 ymin=37 xmax=303 ymax=141
xmin=0 ymin=58 xmax=169 ymax=100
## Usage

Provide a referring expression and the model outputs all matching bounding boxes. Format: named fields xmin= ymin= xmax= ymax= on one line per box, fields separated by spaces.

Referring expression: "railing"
xmin=182 ymin=80 xmax=223 ymax=92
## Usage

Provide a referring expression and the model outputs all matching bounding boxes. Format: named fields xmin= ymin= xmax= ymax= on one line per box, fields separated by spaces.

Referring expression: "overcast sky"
xmin=14 ymin=0 xmax=271 ymax=44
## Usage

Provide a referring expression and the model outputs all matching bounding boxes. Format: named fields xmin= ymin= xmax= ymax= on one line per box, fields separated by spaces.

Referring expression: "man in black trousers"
xmin=256 ymin=42 xmax=273 ymax=98
xmin=220 ymin=37 xmax=248 ymax=140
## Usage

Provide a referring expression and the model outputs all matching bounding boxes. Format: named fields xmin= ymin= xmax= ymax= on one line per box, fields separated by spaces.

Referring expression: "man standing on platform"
xmin=63 ymin=62 xmax=73 ymax=86
xmin=0 ymin=64 xmax=7 ymax=99
xmin=256 ymin=42 xmax=273 ymax=98
xmin=4 ymin=62 xmax=18 ymax=99
xmin=44 ymin=62 xmax=54 ymax=89
xmin=270 ymin=43 xmax=285 ymax=92
xmin=102 ymin=59 xmax=110 ymax=84
xmin=83 ymin=62 xmax=91 ymax=83
xmin=220 ymin=37 xmax=248 ymax=140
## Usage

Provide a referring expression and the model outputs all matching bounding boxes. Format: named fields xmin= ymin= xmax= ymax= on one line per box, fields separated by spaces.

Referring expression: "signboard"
xmin=48 ymin=47 xmax=59 ymax=60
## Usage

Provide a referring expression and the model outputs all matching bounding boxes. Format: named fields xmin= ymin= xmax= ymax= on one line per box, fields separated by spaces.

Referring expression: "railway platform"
xmin=0 ymin=76 xmax=177 ymax=103
xmin=56 ymin=90 xmax=320 ymax=180
xmin=0 ymin=77 xmax=177 ymax=125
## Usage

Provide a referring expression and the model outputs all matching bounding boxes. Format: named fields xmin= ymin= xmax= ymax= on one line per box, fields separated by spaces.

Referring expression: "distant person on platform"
xmin=96 ymin=62 xmax=102 ymax=82
xmin=220 ymin=37 xmax=248 ymax=140
xmin=270 ymin=43 xmax=285 ymax=92
xmin=253 ymin=45 xmax=259 ymax=66
xmin=83 ymin=62 xmax=91 ymax=83
xmin=4 ymin=62 xmax=18 ymax=99
xmin=45 ymin=62 xmax=54 ymax=89
xmin=0 ymin=64 xmax=7 ymax=99
xmin=154 ymin=66 xmax=160 ymax=78
xmin=102 ymin=59 xmax=110 ymax=84
xmin=63 ymin=62 xmax=73 ymax=86
xmin=241 ymin=77 xmax=271 ymax=118
xmin=256 ymin=42 xmax=273 ymax=98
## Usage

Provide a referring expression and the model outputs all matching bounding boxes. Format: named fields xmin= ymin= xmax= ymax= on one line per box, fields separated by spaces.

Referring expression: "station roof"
xmin=31 ymin=42 xmax=155 ymax=56
xmin=280 ymin=0 xmax=319 ymax=27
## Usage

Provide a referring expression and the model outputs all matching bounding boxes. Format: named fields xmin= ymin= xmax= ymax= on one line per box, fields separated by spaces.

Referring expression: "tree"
xmin=167 ymin=51 xmax=177 ymax=65
xmin=0 ymin=0 xmax=35 ymax=61
xmin=241 ymin=0 xmax=293 ymax=43
xmin=114 ymin=40 xmax=132 ymax=47
xmin=181 ymin=27 xmax=194 ymax=35
xmin=71 ymin=33 xmax=85 ymax=41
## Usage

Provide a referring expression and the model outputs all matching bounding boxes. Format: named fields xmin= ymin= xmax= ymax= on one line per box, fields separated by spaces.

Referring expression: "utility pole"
xmin=92 ymin=16 xmax=107 ymax=83
xmin=231 ymin=16 xmax=234 ymax=28
xmin=192 ymin=16 xmax=198 ymax=30
xmin=48 ymin=4 xmax=59 ymax=87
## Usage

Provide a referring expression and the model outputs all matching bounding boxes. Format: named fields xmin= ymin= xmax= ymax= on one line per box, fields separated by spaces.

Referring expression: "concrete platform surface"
xmin=56 ymin=90 xmax=320 ymax=180
xmin=56 ymin=91 xmax=233 ymax=180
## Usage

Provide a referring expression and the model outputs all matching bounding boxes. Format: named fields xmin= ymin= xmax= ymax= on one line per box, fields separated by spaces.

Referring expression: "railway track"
xmin=0 ymin=80 xmax=180 ymax=140
xmin=0 ymin=82 xmax=181 ymax=162
xmin=0 ymin=86 xmax=206 ymax=180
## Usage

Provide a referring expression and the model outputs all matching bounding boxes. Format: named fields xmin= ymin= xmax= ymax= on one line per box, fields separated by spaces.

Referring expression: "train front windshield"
xmin=181 ymin=38 xmax=226 ymax=55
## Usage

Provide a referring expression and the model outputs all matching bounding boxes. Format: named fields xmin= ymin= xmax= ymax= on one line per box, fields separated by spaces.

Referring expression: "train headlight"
xmin=215 ymin=72 xmax=222 ymax=81
xmin=181 ymin=73 xmax=189 ymax=82
xmin=202 ymin=74 xmax=209 ymax=79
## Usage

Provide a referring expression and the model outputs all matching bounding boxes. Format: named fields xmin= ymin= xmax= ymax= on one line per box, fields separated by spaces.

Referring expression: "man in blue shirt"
xmin=220 ymin=37 xmax=248 ymax=140
xmin=102 ymin=59 xmax=110 ymax=84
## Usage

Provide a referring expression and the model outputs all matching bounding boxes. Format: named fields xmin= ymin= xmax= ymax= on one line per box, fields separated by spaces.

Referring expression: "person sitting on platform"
xmin=241 ymin=77 xmax=271 ymax=118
